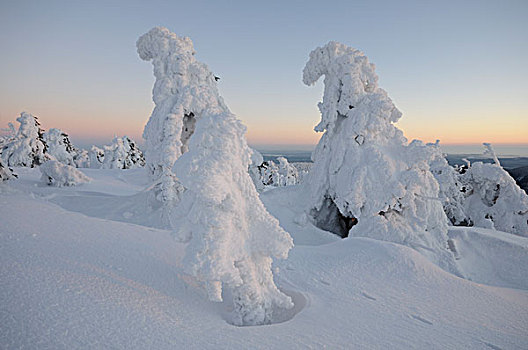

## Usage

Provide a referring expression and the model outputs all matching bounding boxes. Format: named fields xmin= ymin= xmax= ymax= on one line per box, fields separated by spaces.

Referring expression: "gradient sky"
xmin=1 ymin=0 xmax=527 ymax=150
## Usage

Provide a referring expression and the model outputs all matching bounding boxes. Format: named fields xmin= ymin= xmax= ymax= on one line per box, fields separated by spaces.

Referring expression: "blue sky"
xmin=1 ymin=0 xmax=527 ymax=148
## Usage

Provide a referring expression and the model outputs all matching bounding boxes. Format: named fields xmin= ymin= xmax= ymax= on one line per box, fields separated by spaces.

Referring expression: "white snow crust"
xmin=1 ymin=174 xmax=527 ymax=348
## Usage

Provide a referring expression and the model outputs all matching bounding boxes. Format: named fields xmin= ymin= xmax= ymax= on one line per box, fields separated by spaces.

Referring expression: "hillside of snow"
xmin=1 ymin=168 xmax=527 ymax=349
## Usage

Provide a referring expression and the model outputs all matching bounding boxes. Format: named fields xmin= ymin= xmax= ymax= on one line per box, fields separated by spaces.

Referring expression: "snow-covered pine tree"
xmin=137 ymin=27 xmax=228 ymax=202
xmin=277 ymin=156 xmax=299 ymax=186
xmin=101 ymin=136 xmax=146 ymax=169
xmin=43 ymin=128 xmax=78 ymax=166
xmin=73 ymin=149 xmax=90 ymax=168
xmin=458 ymin=143 xmax=528 ymax=236
xmin=302 ymin=42 xmax=456 ymax=272
xmin=427 ymin=140 xmax=469 ymax=225
xmin=88 ymin=146 xmax=104 ymax=169
xmin=0 ymin=158 xmax=16 ymax=181
xmin=173 ymin=112 xmax=294 ymax=326
xmin=1 ymin=112 xmax=47 ymax=167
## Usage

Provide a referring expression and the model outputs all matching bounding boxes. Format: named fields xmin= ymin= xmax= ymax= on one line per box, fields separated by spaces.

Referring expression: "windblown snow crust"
xmin=303 ymin=42 xmax=456 ymax=272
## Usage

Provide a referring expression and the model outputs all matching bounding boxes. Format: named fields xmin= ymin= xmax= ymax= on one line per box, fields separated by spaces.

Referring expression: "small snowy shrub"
xmin=173 ymin=112 xmax=294 ymax=326
xmin=40 ymin=160 xmax=91 ymax=187
xmin=1 ymin=112 xmax=47 ymax=167
xmin=248 ymin=148 xmax=265 ymax=191
xmin=137 ymin=27 xmax=228 ymax=202
xmin=302 ymin=42 xmax=455 ymax=271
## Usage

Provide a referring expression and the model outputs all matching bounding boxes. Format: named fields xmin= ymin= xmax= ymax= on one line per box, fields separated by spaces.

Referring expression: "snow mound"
xmin=302 ymin=42 xmax=456 ymax=273
xmin=40 ymin=160 xmax=91 ymax=187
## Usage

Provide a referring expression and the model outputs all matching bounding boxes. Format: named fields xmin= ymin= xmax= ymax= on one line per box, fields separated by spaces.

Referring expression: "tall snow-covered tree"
xmin=1 ymin=112 xmax=47 ymax=167
xmin=43 ymin=128 xmax=77 ymax=166
xmin=137 ymin=27 xmax=228 ymax=202
xmin=302 ymin=42 xmax=455 ymax=272
xmin=173 ymin=112 xmax=293 ymax=326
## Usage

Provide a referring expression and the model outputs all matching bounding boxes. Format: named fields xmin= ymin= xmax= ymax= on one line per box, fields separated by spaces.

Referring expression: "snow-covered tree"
xmin=0 ymin=158 xmax=16 ymax=181
xmin=1 ymin=112 xmax=47 ymax=167
xmin=173 ymin=112 xmax=293 ymax=326
xmin=137 ymin=27 xmax=228 ymax=202
xmin=73 ymin=149 xmax=90 ymax=168
xmin=88 ymin=146 xmax=104 ymax=169
xmin=427 ymin=141 xmax=469 ymax=225
xmin=40 ymin=160 xmax=91 ymax=187
xmin=248 ymin=148 xmax=265 ymax=192
xmin=302 ymin=42 xmax=455 ymax=271
xmin=101 ymin=136 xmax=145 ymax=169
xmin=457 ymin=144 xmax=528 ymax=236
xmin=43 ymin=128 xmax=77 ymax=166
xmin=277 ymin=157 xmax=299 ymax=186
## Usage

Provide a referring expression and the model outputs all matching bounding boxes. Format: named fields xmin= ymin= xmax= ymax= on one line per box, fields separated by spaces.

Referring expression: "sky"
xmin=0 ymin=0 xmax=527 ymax=151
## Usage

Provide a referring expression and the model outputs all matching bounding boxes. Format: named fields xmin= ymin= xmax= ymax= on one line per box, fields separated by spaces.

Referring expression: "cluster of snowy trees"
xmin=248 ymin=149 xmax=300 ymax=191
xmin=0 ymin=112 xmax=145 ymax=174
xmin=429 ymin=142 xmax=528 ymax=236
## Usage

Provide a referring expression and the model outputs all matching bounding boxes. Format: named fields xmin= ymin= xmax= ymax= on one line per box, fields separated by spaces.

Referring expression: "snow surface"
xmin=1 ymin=169 xmax=527 ymax=348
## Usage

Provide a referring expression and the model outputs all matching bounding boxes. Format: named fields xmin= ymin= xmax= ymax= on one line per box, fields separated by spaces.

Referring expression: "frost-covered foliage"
xmin=43 ymin=128 xmax=77 ymax=166
xmin=88 ymin=146 xmax=105 ymax=169
xmin=457 ymin=144 xmax=528 ymax=236
xmin=40 ymin=160 xmax=91 ymax=187
xmin=73 ymin=149 xmax=90 ymax=168
xmin=277 ymin=157 xmax=299 ymax=186
xmin=101 ymin=136 xmax=145 ymax=169
xmin=248 ymin=148 xmax=265 ymax=192
xmin=173 ymin=112 xmax=293 ymax=326
xmin=1 ymin=112 xmax=47 ymax=167
xmin=302 ymin=42 xmax=455 ymax=271
xmin=0 ymin=158 xmax=16 ymax=181
xmin=137 ymin=27 xmax=228 ymax=202
xmin=249 ymin=153 xmax=300 ymax=190
xmin=427 ymin=141 xmax=469 ymax=225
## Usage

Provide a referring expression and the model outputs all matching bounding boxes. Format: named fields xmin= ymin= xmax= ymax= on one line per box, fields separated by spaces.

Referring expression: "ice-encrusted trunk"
xmin=302 ymin=42 xmax=456 ymax=272
xmin=137 ymin=27 xmax=228 ymax=202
